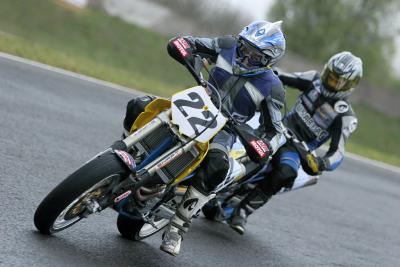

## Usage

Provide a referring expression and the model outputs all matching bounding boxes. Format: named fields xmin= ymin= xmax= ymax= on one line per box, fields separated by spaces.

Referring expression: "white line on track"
xmin=345 ymin=152 xmax=400 ymax=174
xmin=1 ymin=52 xmax=399 ymax=174
xmin=0 ymin=52 xmax=143 ymax=95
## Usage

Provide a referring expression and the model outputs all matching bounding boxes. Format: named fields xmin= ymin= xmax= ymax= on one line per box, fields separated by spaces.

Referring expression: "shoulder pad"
xmin=217 ymin=35 xmax=237 ymax=49
xmin=270 ymin=83 xmax=285 ymax=106
xmin=334 ymin=100 xmax=356 ymax=117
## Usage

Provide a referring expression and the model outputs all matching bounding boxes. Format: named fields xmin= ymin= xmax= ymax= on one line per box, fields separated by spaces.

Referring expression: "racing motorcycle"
xmin=202 ymin=118 xmax=321 ymax=223
xmin=33 ymin=56 xmax=271 ymax=241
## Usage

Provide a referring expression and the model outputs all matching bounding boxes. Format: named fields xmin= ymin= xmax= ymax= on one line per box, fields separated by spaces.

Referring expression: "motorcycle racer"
xmin=124 ymin=20 xmax=287 ymax=256
xmin=228 ymin=51 xmax=363 ymax=235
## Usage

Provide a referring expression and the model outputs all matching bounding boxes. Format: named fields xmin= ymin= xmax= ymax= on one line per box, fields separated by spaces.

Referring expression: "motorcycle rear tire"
xmin=202 ymin=204 xmax=219 ymax=221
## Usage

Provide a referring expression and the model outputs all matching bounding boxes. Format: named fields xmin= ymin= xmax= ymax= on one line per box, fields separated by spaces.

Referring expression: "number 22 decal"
xmin=173 ymin=92 xmax=217 ymax=135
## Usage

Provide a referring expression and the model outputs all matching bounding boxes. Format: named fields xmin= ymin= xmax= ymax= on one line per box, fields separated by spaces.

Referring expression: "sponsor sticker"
xmin=114 ymin=190 xmax=132 ymax=203
xmin=173 ymin=39 xmax=188 ymax=58
xmin=157 ymin=149 xmax=184 ymax=169
xmin=177 ymin=37 xmax=190 ymax=49
xmin=183 ymin=198 xmax=199 ymax=211
xmin=255 ymin=28 xmax=266 ymax=37
xmin=334 ymin=100 xmax=349 ymax=113
xmin=250 ymin=140 xmax=269 ymax=158
xmin=256 ymin=140 xmax=269 ymax=153
xmin=115 ymin=150 xmax=136 ymax=171
xmin=295 ymin=101 xmax=330 ymax=141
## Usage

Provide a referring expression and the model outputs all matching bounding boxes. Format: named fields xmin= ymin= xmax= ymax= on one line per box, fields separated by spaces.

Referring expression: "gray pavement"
xmin=0 ymin=55 xmax=399 ymax=266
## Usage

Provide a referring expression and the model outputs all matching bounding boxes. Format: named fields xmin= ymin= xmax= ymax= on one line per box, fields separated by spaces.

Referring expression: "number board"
xmin=171 ymin=86 xmax=227 ymax=143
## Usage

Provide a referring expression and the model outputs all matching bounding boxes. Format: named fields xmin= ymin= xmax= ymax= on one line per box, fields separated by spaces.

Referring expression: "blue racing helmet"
xmin=233 ymin=20 xmax=286 ymax=76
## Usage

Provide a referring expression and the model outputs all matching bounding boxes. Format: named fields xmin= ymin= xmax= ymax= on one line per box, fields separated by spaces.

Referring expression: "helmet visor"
xmin=237 ymin=39 xmax=267 ymax=67
xmin=324 ymin=70 xmax=360 ymax=92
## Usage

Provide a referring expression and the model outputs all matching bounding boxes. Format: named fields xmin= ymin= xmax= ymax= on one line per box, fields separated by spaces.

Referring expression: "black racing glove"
xmin=315 ymin=156 xmax=328 ymax=172
xmin=167 ymin=37 xmax=194 ymax=66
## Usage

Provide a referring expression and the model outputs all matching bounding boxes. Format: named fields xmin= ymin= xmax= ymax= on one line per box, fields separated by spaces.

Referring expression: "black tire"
xmin=34 ymin=151 xmax=128 ymax=234
xmin=202 ymin=203 xmax=219 ymax=221
xmin=117 ymin=213 xmax=169 ymax=241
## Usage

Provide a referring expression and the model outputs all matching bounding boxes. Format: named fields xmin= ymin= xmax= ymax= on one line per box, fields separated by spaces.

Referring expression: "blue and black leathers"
xmin=255 ymin=69 xmax=357 ymax=195
xmin=167 ymin=35 xmax=286 ymax=193
xmin=229 ymin=69 xmax=359 ymax=235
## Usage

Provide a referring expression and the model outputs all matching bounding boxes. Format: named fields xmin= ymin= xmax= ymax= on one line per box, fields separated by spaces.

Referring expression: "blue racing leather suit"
xmin=167 ymin=35 xmax=286 ymax=193
xmin=228 ymin=70 xmax=359 ymax=227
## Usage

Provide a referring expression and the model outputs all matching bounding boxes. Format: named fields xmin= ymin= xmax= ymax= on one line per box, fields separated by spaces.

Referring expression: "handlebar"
xmin=184 ymin=55 xmax=207 ymax=87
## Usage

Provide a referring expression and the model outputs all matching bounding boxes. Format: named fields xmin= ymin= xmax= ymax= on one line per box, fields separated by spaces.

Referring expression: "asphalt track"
xmin=0 ymin=54 xmax=399 ymax=267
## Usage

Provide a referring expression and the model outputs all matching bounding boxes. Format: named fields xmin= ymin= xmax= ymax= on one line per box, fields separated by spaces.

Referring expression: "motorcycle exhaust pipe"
xmin=135 ymin=185 xmax=166 ymax=201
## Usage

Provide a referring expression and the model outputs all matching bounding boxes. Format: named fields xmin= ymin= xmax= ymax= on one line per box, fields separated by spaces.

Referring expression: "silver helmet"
xmin=321 ymin=51 xmax=363 ymax=98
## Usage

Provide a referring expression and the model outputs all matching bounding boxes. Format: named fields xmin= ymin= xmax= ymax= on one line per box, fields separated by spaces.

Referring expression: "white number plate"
xmin=171 ymin=86 xmax=227 ymax=143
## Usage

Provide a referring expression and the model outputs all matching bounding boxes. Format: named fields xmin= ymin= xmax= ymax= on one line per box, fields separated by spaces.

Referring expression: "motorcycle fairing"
xmin=128 ymin=97 xmax=210 ymax=186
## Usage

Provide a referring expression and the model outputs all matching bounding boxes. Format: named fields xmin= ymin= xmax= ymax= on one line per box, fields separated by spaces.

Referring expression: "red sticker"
xmin=250 ymin=140 xmax=265 ymax=158
xmin=173 ymin=39 xmax=188 ymax=57
xmin=256 ymin=140 xmax=269 ymax=153
xmin=114 ymin=190 xmax=132 ymax=203
xmin=177 ymin=38 xmax=190 ymax=49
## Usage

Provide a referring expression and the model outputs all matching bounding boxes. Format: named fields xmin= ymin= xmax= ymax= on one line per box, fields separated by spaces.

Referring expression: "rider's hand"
xmin=306 ymin=154 xmax=327 ymax=174
xmin=315 ymin=156 xmax=328 ymax=172
xmin=167 ymin=37 xmax=194 ymax=66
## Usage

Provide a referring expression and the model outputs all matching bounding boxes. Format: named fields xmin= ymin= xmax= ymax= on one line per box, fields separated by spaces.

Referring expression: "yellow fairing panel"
xmin=129 ymin=97 xmax=209 ymax=186
xmin=130 ymin=98 xmax=171 ymax=133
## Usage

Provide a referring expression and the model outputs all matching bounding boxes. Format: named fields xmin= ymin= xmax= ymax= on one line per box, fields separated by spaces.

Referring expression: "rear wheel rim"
xmin=51 ymin=174 xmax=120 ymax=232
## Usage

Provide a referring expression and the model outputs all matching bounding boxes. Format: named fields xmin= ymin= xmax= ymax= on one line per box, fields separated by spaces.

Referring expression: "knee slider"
xmin=207 ymin=149 xmax=230 ymax=176
xmin=199 ymin=149 xmax=230 ymax=192
xmin=273 ymin=164 xmax=297 ymax=190
xmin=280 ymin=164 xmax=297 ymax=180
xmin=260 ymin=163 xmax=298 ymax=194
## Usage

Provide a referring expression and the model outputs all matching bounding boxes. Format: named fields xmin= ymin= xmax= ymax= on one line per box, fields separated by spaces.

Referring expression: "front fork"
xmin=108 ymin=110 xmax=196 ymax=220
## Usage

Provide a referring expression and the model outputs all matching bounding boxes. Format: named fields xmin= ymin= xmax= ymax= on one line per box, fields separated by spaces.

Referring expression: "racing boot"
xmin=228 ymin=187 xmax=271 ymax=235
xmin=160 ymin=186 xmax=214 ymax=256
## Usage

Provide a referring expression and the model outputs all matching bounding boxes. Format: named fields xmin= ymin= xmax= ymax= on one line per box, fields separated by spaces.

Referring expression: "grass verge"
xmin=0 ymin=0 xmax=399 ymax=167
xmin=0 ymin=0 xmax=195 ymax=96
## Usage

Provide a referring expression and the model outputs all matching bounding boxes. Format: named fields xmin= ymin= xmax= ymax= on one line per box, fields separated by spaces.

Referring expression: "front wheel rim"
xmin=51 ymin=174 xmax=120 ymax=232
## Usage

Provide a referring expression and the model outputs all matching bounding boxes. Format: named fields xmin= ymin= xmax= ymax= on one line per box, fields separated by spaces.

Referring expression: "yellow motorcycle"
xmin=34 ymin=56 xmax=268 ymax=240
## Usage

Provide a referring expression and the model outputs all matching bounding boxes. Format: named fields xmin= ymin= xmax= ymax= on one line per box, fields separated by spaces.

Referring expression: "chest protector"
xmin=291 ymin=89 xmax=348 ymax=142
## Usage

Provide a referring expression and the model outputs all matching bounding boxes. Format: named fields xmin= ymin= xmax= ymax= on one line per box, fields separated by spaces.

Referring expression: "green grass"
xmin=0 ymin=0 xmax=399 ymax=167
xmin=346 ymin=104 xmax=400 ymax=166
xmin=0 ymin=0 xmax=194 ymax=96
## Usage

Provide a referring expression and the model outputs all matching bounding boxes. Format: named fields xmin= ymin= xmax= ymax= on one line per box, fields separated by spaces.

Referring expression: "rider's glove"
xmin=315 ymin=156 xmax=328 ymax=172
xmin=167 ymin=37 xmax=194 ymax=66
